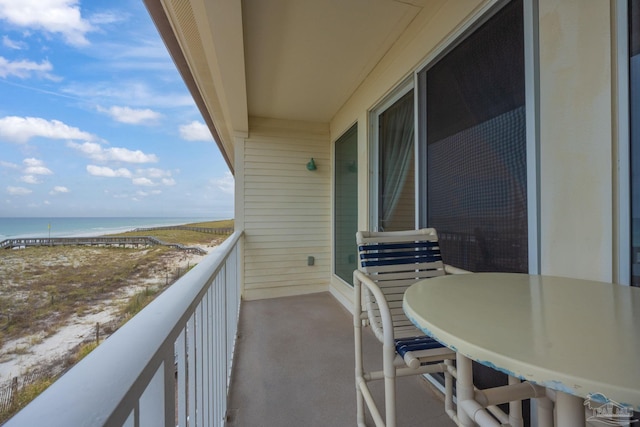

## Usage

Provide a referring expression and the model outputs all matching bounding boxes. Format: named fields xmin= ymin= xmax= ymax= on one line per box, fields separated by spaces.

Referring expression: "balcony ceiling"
xmin=242 ymin=0 xmax=428 ymax=123
xmin=145 ymin=0 xmax=440 ymax=169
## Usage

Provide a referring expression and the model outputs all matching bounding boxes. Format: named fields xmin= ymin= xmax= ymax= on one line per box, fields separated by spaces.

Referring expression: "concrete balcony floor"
xmin=226 ymin=292 xmax=456 ymax=427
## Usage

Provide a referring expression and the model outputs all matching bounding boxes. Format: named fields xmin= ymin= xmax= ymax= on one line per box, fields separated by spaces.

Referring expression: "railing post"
xmin=164 ymin=351 xmax=176 ymax=427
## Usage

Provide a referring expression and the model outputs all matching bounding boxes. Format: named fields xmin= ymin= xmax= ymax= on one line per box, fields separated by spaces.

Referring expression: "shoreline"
xmin=0 ymin=217 xmax=223 ymax=240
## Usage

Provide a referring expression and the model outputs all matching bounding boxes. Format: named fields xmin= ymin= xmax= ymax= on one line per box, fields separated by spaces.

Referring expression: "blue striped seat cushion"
xmin=395 ymin=336 xmax=445 ymax=359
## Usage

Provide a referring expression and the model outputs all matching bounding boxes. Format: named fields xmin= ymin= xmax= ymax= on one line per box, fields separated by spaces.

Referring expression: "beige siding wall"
xmin=240 ymin=118 xmax=331 ymax=300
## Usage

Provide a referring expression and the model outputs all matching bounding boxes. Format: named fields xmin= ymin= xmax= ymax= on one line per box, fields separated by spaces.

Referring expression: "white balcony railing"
xmin=5 ymin=230 xmax=244 ymax=427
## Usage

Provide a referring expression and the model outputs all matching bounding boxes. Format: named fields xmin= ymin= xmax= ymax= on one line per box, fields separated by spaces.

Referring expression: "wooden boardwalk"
xmin=131 ymin=225 xmax=233 ymax=234
xmin=0 ymin=226 xmax=232 ymax=254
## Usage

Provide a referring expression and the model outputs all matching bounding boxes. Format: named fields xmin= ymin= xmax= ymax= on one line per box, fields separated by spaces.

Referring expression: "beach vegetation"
xmin=120 ymin=286 xmax=160 ymax=319
xmin=0 ymin=245 xmax=175 ymax=346
xmin=0 ymin=376 xmax=54 ymax=422
xmin=71 ymin=341 xmax=99 ymax=364
xmin=0 ymin=221 xmax=230 ymax=423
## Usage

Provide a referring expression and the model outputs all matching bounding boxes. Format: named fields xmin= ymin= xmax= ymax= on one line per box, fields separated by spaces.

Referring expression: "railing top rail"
xmin=5 ymin=230 xmax=243 ymax=427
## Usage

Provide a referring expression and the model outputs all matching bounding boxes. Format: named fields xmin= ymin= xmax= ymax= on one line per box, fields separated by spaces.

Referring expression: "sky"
xmin=0 ymin=0 xmax=234 ymax=218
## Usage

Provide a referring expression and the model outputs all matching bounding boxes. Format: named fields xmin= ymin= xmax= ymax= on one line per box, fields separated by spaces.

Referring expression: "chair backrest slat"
xmin=365 ymin=265 xmax=444 ymax=277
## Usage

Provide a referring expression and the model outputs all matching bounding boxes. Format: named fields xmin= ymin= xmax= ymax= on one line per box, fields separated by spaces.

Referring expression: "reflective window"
xmin=334 ymin=125 xmax=358 ymax=284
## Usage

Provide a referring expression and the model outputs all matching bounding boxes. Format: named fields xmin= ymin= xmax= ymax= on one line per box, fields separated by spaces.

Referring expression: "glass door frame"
xmin=615 ymin=0 xmax=631 ymax=286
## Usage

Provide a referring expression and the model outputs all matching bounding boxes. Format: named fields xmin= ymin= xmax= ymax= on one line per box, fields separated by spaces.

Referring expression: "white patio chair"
xmin=354 ymin=228 xmax=462 ymax=427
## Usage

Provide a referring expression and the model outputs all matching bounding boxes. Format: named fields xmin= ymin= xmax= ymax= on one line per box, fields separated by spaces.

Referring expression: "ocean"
xmin=0 ymin=217 xmax=215 ymax=240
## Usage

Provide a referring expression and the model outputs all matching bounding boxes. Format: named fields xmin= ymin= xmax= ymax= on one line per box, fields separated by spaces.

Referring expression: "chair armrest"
xmin=444 ymin=264 xmax=472 ymax=275
xmin=353 ymin=269 xmax=395 ymax=348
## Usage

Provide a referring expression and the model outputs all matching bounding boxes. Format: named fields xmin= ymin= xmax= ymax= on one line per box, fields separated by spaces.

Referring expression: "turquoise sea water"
xmin=0 ymin=217 xmax=215 ymax=240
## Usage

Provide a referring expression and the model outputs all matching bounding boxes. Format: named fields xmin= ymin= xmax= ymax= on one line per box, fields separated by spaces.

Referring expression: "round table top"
xmin=403 ymin=272 xmax=640 ymax=410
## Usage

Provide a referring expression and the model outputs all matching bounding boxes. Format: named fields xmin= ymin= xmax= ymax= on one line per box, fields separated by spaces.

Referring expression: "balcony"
xmin=227 ymin=293 xmax=454 ymax=427
xmin=4 ymin=231 xmax=454 ymax=427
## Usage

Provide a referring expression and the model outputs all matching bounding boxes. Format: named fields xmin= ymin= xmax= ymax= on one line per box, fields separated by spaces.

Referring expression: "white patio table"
xmin=403 ymin=272 xmax=640 ymax=427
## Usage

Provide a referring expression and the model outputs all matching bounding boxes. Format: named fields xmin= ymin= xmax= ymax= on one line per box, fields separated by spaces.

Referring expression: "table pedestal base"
xmin=556 ymin=392 xmax=585 ymax=427
xmin=455 ymin=353 xmax=585 ymax=427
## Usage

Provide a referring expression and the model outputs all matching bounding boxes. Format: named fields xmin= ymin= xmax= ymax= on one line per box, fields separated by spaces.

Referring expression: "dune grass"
xmin=0 ymin=246 xmax=174 ymax=346
xmin=108 ymin=219 xmax=234 ymax=245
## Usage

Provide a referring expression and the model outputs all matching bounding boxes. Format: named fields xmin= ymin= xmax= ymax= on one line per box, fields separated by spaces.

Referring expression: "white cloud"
xmin=132 ymin=168 xmax=176 ymax=186
xmin=104 ymin=147 xmax=158 ymax=163
xmin=86 ymin=164 xmax=177 ymax=190
xmin=105 ymin=147 xmax=158 ymax=163
xmin=179 ymin=121 xmax=213 ymax=141
xmin=212 ymin=172 xmax=234 ymax=194
xmin=24 ymin=165 xmax=52 ymax=175
xmin=137 ymin=167 xmax=170 ymax=179
xmin=68 ymin=141 xmax=158 ymax=164
xmin=23 ymin=158 xmax=43 ymax=167
xmin=50 ymin=186 xmax=69 ymax=194
xmin=0 ymin=160 xmax=18 ymax=169
xmin=23 ymin=158 xmax=53 ymax=176
xmin=62 ymin=81 xmax=195 ymax=109
xmin=0 ymin=0 xmax=94 ymax=46
xmin=20 ymin=175 xmax=40 ymax=184
xmin=98 ymin=105 xmax=162 ymax=125
xmin=0 ymin=116 xmax=93 ymax=144
xmin=88 ymin=11 xmax=122 ymax=26
xmin=0 ymin=57 xmax=57 ymax=80
xmin=132 ymin=177 xmax=154 ymax=186
xmin=7 ymin=185 xmax=31 ymax=195
xmin=2 ymin=35 xmax=26 ymax=49
xmin=135 ymin=168 xmax=175 ymax=186
xmin=86 ymin=165 xmax=132 ymax=178
xmin=135 ymin=189 xmax=161 ymax=197
xmin=67 ymin=141 xmax=102 ymax=156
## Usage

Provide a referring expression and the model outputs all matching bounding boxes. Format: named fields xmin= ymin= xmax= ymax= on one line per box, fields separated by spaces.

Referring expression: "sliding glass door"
xmin=418 ymin=0 xmax=527 ymax=273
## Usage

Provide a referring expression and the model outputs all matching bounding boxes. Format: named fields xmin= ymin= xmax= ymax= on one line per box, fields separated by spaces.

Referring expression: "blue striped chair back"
xmin=356 ymin=228 xmax=445 ymax=339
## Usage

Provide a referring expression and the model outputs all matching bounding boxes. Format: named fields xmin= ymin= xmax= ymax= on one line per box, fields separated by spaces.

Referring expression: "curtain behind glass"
xmin=379 ymin=91 xmax=415 ymax=231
